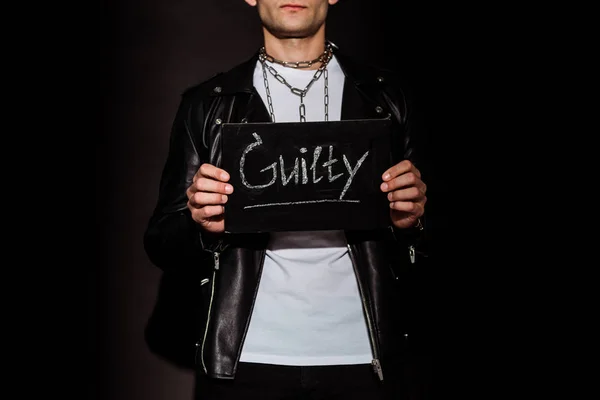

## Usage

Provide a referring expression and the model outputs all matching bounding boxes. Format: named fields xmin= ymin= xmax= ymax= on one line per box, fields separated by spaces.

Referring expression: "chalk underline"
xmin=243 ymin=199 xmax=360 ymax=209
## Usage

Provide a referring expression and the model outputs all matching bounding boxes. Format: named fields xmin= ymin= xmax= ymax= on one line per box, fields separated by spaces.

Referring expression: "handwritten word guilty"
xmin=239 ymin=132 xmax=369 ymax=200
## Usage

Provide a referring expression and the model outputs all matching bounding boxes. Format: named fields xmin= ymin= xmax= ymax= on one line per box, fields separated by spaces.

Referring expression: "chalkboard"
xmin=221 ymin=118 xmax=393 ymax=233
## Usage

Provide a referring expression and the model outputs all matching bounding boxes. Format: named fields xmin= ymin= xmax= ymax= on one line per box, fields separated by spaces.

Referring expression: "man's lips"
xmin=281 ymin=4 xmax=306 ymax=10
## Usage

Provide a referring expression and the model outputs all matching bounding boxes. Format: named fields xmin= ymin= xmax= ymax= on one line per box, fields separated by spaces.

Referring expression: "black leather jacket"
xmin=143 ymin=45 xmax=428 ymax=381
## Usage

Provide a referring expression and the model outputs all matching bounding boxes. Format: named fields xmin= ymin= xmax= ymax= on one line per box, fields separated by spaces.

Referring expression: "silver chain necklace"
xmin=259 ymin=44 xmax=332 ymax=69
xmin=259 ymin=44 xmax=333 ymax=122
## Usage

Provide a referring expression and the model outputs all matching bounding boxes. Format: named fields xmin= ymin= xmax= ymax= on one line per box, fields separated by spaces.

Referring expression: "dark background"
xmin=96 ymin=0 xmax=478 ymax=399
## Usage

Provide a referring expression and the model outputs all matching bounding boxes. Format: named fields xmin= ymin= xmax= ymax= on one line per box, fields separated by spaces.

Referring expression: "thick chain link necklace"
xmin=259 ymin=43 xmax=333 ymax=122
xmin=259 ymin=43 xmax=333 ymax=69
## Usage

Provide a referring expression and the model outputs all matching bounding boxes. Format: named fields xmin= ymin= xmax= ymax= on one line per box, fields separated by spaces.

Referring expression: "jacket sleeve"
xmin=143 ymin=92 xmax=217 ymax=275
xmin=383 ymin=72 xmax=429 ymax=253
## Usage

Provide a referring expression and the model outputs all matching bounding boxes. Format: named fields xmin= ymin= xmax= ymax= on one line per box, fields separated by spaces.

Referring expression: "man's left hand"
xmin=380 ymin=160 xmax=427 ymax=229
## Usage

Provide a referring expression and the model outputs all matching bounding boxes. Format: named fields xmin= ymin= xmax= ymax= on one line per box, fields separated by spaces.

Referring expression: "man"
xmin=144 ymin=0 xmax=428 ymax=398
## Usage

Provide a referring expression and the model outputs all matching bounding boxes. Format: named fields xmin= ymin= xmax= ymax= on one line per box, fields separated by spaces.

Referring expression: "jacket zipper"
xmin=347 ymin=244 xmax=384 ymax=381
xmin=198 ymin=243 xmax=389 ymax=378
xmin=389 ymin=225 xmax=417 ymax=264
xmin=408 ymin=245 xmax=416 ymax=264
xmin=197 ymin=250 xmax=220 ymax=374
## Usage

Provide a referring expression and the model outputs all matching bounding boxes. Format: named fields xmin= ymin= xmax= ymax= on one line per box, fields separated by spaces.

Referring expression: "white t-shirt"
xmin=238 ymin=55 xmax=372 ymax=366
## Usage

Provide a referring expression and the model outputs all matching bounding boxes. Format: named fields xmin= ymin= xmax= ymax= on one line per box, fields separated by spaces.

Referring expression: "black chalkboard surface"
xmin=221 ymin=118 xmax=393 ymax=233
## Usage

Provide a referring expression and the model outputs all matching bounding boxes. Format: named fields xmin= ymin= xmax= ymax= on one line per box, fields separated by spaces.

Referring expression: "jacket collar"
xmin=210 ymin=52 xmax=260 ymax=95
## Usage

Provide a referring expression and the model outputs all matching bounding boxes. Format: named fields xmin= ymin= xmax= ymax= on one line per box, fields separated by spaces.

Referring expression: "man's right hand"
xmin=186 ymin=163 xmax=233 ymax=233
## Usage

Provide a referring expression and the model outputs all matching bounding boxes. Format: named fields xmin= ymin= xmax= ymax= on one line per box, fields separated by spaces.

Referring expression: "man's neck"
xmin=262 ymin=31 xmax=327 ymax=70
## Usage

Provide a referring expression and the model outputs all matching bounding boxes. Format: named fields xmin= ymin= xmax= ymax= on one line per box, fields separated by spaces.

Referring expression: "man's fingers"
xmin=188 ymin=164 xmax=230 ymax=234
xmin=389 ymin=200 xmax=425 ymax=215
xmin=387 ymin=187 xmax=425 ymax=202
xmin=382 ymin=160 xmax=419 ymax=181
xmin=193 ymin=177 xmax=234 ymax=195
xmin=196 ymin=205 xmax=225 ymax=220
xmin=380 ymin=172 xmax=425 ymax=192
xmin=198 ymin=163 xmax=230 ymax=182
xmin=189 ymin=193 xmax=228 ymax=207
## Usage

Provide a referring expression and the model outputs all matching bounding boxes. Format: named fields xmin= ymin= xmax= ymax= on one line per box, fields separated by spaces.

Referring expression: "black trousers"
xmin=194 ymin=362 xmax=408 ymax=399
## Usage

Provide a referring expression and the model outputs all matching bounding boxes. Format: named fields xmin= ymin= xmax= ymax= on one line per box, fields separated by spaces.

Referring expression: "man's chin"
xmin=269 ymin=27 xmax=317 ymax=40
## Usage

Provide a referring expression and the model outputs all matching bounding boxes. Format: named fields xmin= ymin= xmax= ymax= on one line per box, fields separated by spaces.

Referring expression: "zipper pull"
xmin=194 ymin=341 xmax=202 ymax=366
xmin=409 ymin=245 xmax=416 ymax=264
xmin=213 ymin=251 xmax=220 ymax=270
xmin=372 ymin=359 xmax=384 ymax=381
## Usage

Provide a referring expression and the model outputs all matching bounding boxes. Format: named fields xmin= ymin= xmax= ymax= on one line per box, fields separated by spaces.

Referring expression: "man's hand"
xmin=380 ymin=160 xmax=427 ymax=229
xmin=186 ymin=163 xmax=233 ymax=233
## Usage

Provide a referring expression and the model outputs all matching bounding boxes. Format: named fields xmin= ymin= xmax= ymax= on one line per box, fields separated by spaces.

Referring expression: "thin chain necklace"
xmin=259 ymin=44 xmax=333 ymax=122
